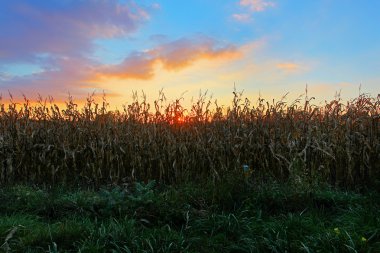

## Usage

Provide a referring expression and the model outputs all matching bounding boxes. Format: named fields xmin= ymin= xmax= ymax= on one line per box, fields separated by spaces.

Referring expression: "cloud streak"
xmin=276 ymin=62 xmax=301 ymax=72
xmin=232 ymin=13 xmax=252 ymax=23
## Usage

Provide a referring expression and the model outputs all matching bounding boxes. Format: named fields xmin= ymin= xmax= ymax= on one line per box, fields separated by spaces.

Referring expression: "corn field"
xmin=0 ymin=90 xmax=379 ymax=187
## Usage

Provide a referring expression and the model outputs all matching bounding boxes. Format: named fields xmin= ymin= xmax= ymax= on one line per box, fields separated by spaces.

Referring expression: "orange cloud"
xmin=276 ymin=62 xmax=301 ymax=72
xmin=154 ymin=40 xmax=240 ymax=71
xmin=239 ymin=0 xmax=275 ymax=12
xmin=97 ymin=36 xmax=241 ymax=80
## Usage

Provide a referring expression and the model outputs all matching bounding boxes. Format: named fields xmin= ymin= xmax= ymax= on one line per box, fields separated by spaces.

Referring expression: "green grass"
xmin=0 ymin=180 xmax=378 ymax=252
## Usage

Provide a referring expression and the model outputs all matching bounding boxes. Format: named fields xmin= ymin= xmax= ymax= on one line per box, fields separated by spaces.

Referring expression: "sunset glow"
xmin=1 ymin=0 xmax=379 ymax=107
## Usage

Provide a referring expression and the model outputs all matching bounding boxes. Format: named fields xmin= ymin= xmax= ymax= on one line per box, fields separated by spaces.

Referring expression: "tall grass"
xmin=0 ymin=90 xmax=378 ymax=187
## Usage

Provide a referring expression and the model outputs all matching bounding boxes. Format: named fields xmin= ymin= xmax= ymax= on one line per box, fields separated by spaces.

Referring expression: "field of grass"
xmin=0 ymin=181 xmax=379 ymax=252
xmin=0 ymin=91 xmax=379 ymax=252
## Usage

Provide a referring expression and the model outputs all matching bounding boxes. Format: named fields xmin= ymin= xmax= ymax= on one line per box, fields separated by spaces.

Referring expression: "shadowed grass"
xmin=0 ymin=181 xmax=378 ymax=252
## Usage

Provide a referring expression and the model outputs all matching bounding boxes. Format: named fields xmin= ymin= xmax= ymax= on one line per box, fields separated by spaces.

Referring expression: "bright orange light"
xmin=177 ymin=116 xmax=185 ymax=124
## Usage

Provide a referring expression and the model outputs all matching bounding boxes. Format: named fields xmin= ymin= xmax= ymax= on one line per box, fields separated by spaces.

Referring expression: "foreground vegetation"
xmin=0 ymin=91 xmax=379 ymax=187
xmin=0 ymin=90 xmax=378 ymax=251
xmin=0 ymin=180 xmax=379 ymax=252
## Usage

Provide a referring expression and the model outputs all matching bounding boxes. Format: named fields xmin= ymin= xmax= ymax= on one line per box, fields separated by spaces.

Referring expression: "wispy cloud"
xmin=150 ymin=3 xmax=161 ymax=10
xmin=0 ymin=72 xmax=12 ymax=82
xmin=233 ymin=0 xmax=275 ymax=24
xmin=232 ymin=13 xmax=252 ymax=23
xmin=276 ymin=62 xmax=301 ymax=73
xmin=98 ymin=36 xmax=241 ymax=80
xmin=239 ymin=0 xmax=275 ymax=12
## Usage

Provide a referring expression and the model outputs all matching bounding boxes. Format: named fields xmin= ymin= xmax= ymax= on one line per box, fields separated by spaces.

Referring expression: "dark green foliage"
xmin=0 ymin=181 xmax=378 ymax=252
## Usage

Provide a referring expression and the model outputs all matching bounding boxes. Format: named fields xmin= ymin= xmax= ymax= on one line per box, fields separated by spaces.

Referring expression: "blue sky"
xmin=0 ymin=0 xmax=379 ymax=105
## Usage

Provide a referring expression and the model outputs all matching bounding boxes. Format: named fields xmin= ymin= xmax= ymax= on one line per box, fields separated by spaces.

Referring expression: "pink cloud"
xmin=1 ymin=57 xmax=100 ymax=99
xmin=239 ymin=0 xmax=275 ymax=12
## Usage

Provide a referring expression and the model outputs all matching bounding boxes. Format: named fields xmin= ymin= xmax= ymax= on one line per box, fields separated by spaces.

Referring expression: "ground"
xmin=0 ymin=180 xmax=379 ymax=252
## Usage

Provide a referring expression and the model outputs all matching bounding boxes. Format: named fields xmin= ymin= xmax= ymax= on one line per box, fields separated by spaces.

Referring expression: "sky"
xmin=0 ymin=0 xmax=379 ymax=107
